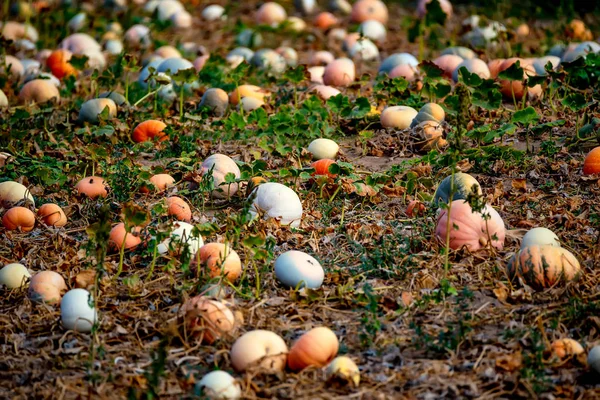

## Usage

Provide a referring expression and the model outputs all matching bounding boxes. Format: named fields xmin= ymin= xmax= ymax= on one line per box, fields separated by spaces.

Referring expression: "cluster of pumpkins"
xmin=426 ymin=172 xmax=583 ymax=291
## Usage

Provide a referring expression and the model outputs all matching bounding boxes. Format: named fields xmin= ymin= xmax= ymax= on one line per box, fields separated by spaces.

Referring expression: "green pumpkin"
xmin=432 ymin=172 xmax=482 ymax=207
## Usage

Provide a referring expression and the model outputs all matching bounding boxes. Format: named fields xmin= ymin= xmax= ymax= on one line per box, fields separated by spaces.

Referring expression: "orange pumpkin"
xmin=166 ymin=196 xmax=192 ymax=222
xmin=314 ymin=12 xmax=338 ymax=30
xmin=28 ymin=271 xmax=67 ymax=304
xmin=311 ymin=159 xmax=337 ymax=178
xmin=496 ymin=58 xmax=541 ymax=100
xmin=132 ymin=120 xmax=168 ymax=143
xmin=551 ymin=338 xmax=584 ymax=359
xmin=109 ymin=223 xmax=142 ymax=250
xmin=46 ymin=49 xmax=77 ymax=79
xmin=228 ymin=85 xmax=269 ymax=106
xmin=19 ymin=79 xmax=60 ymax=104
xmin=507 ymin=245 xmax=581 ymax=290
xmin=192 ymin=243 xmax=242 ymax=282
xmin=351 ymin=0 xmax=389 ymax=24
xmin=75 ymin=176 xmax=109 ymax=199
xmin=287 ymin=327 xmax=339 ymax=371
xmin=583 ymin=147 xmax=600 ymax=175
xmin=183 ymin=296 xmax=236 ymax=344
xmin=406 ymin=200 xmax=426 ymax=217
xmin=3 ymin=207 xmax=35 ymax=231
xmin=141 ymin=173 xmax=175 ymax=193
xmin=37 ymin=204 xmax=67 ymax=227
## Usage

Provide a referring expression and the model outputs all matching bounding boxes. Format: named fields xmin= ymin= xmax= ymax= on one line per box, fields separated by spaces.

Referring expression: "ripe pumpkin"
xmin=380 ymin=106 xmax=418 ymax=129
xmin=351 ymin=0 xmax=388 ymax=24
xmin=46 ymin=49 xmax=77 ymax=79
xmin=256 ymin=2 xmax=287 ymax=26
xmin=433 ymin=54 xmax=463 ymax=79
xmin=201 ymin=154 xmax=241 ymax=199
xmin=19 ymin=79 xmax=60 ymax=104
xmin=521 ymin=227 xmax=560 ymax=248
xmin=311 ymin=159 xmax=337 ymax=178
xmin=411 ymin=103 xmax=445 ymax=127
xmin=37 ymin=203 xmax=67 ymax=227
xmin=309 ymin=51 xmax=335 ymax=66
xmin=249 ymin=182 xmax=303 ymax=228
xmin=3 ymin=207 xmax=35 ymax=232
xmin=452 ymin=58 xmax=491 ymax=82
xmin=75 ymin=176 xmax=109 ymax=199
xmin=307 ymin=138 xmax=339 ymax=160
xmin=323 ymin=58 xmax=355 ymax=87
xmin=109 ymin=223 xmax=142 ymax=250
xmin=228 ymin=85 xmax=269 ymax=106
xmin=28 ymin=270 xmax=67 ymax=304
xmin=312 ymin=84 xmax=341 ymax=100
xmin=496 ymin=58 xmax=541 ymax=100
xmin=183 ymin=296 xmax=236 ymax=344
xmin=199 ymin=88 xmax=229 ymax=116
xmin=288 ymin=327 xmax=339 ymax=371
xmin=583 ymin=147 xmax=600 ymax=175
xmin=0 ymin=181 xmax=35 ymax=207
xmin=432 ymin=172 xmax=482 ymax=207
xmin=314 ymin=12 xmax=338 ymax=30
xmin=192 ymin=243 xmax=242 ymax=282
xmin=166 ymin=196 xmax=192 ymax=222
xmin=141 ymin=174 xmax=175 ymax=193
xmin=132 ymin=120 xmax=168 ymax=143
xmin=435 ymin=200 xmax=505 ymax=251
xmin=507 ymin=245 xmax=581 ymax=290
xmin=230 ymin=330 xmax=288 ymax=373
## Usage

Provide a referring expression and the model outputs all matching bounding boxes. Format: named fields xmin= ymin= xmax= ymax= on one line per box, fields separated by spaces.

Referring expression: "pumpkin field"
xmin=1 ymin=0 xmax=600 ymax=398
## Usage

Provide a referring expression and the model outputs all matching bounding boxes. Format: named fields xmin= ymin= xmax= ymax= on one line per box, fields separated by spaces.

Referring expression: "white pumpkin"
xmin=0 ymin=263 xmax=31 ymax=288
xmin=249 ymin=182 xmax=303 ymax=228
xmin=521 ymin=227 xmax=560 ymax=249
xmin=274 ymin=250 xmax=324 ymax=289
xmin=0 ymin=181 xmax=35 ymax=207
xmin=201 ymin=154 xmax=241 ymax=198
xmin=61 ymin=288 xmax=98 ymax=333
xmin=307 ymin=138 xmax=339 ymax=160
xmin=157 ymin=221 xmax=204 ymax=259
xmin=197 ymin=370 xmax=241 ymax=399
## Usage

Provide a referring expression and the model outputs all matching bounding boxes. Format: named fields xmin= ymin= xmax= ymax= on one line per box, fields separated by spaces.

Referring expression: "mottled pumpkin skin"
xmin=432 ymin=172 xmax=482 ymax=207
xmin=507 ymin=245 xmax=581 ymax=291
xmin=435 ymin=200 xmax=505 ymax=251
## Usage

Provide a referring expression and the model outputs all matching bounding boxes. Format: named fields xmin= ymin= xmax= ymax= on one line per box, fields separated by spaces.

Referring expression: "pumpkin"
xmin=276 ymin=47 xmax=298 ymax=67
xmin=166 ymin=196 xmax=192 ymax=222
xmin=521 ymin=227 xmax=560 ymax=248
xmin=323 ymin=58 xmax=355 ymax=87
xmin=378 ymin=53 xmax=418 ymax=75
xmin=433 ymin=54 xmax=463 ymax=79
xmin=507 ymin=245 xmax=581 ymax=290
xmin=37 ymin=203 xmax=67 ymax=227
xmin=197 ymin=371 xmax=241 ymax=400
xmin=452 ymin=58 xmax=491 ymax=82
xmin=141 ymin=174 xmax=175 ymax=193
xmin=228 ymin=85 xmax=269 ymax=106
xmin=309 ymin=51 xmax=335 ymax=66
xmin=583 ymin=147 xmax=600 ymax=175
xmin=441 ymin=46 xmax=476 ymax=60
xmin=124 ymin=24 xmax=151 ymax=48
xmin=487 ymin=59 xmax=505 ymax=78
xmin=248 ymin=182 xmax=303 ymax=228
xmin=311 ymin=159 xmax=337 ymax=178
xmin=312 ymin=84 xmax=341 ymax=100
xmin=496 ymin=58 xmax=541 ymax=100
xmin=193 ymin=55 xmax=210 ymax=72
xmin=28 ymin=271 xmax=67 ymax=304
xmin=411 ymin=103 xmax=445 ymax=127
xmin=326 ymin=356 xmax=360 ymax=386
xmin=1 ymin=55 xmax=24 ymax=78
xmin=566 ymin=19 xmax=593 ymax=41
xmin=202 ymin=4 xmax=226 ymax=21
xmin=274 ymin=250 xmax=325 ymax=289
xmin=132 ymin=120 xmax=168 ymax=143
xmin=78 ymin=98 xmax=117 ymax=124
xmin=256 ymin=2 xmax=287 ymax=26
xmin=109 ymin=223 xmax=142 ymax=250
xmin=410 ymin=121 xmax=447 ymax=152
xmin=432 ymin=172 xmax=482 ymax=207
xmin=588 ymin=346 xmax=600 ymax=374
xmin=351 ymin=0 xmax=388 ymax=24
xmin=288 ymin=327 xmax=339 ymax=371
xmin=98 ymin=91 xmax=128 ymax=106
xmin=250 ymin=49 xmax=287 ymax=74
xmin=0 ymin=89 xmax=7 ymax=107
xmin=75 ymin=176 xmax=109 ymax=199
xmin=314 ymin=12 xmax=338 ymax=30
xmin=230 ymin=330 xmax=288 ymax=373
xmin=199 ymin=88 xmax=229 ymax=116
xmin=19 ymin=79 xmax=60 ymax=104
xmin=389 ymin=63 xmax=417 ymax=80
xmin=154 ymin=45 xmax=181 ymax=59
xmin=46 ymin=49 xmax=76 ymax=79
xmin=551 ymin=338 xmax=584 ymax=359
xmin=342 ymin=33 xmax=361 ymax=53
xmin=417 ymin=0 xmax=452 ymax=18
xmin=0 ymin=181 xmax=35 ymax=207
xmin=183 ymin=296 xmax=236 ymax=344
xmin=192 ymin=243 xmax=242 ymax=282
xmin=307 ymin=138 xmax=339 ymax=160
xmin=201 ymin=154 xmax=241 ymax=199
xmin=238 ymin=97 xmax=265 ymax=112
xmin=358 ymin=20 xmax=387 ymax=42
xmin=380 ymin=106 xmax=418 ymax=129
xmin=3 ymin=207 xmax=35 ymax=231
xmin=286 ymin=16 xmax=307 ymax=32
xmin=435 ymin=200 xmax=505 ymax=251
xmin=157 ymin=221 xmax=204 ymax=258
xmin=0 ymin=263 xmax=31 ymax=289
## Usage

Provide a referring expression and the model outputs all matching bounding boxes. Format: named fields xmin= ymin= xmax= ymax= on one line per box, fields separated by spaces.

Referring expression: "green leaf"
xmin=457 ymin=67 xmax=482 ymax=87
xmin=425 ymin=0 xmax=448 ymax=27
xmin=471 ymin=87 xmax=502 ymax=110
xmin=283 ymin=65 xmax=307 ymax=84
xmin=561 ymin=93 xmax=589 ymax=111
xmin=511 ymin=106 xmax=540 ymax=125
xmin=531 ymin=119 xmax=565 ymax=136
xmin=498 ymin=61 xmax=524 ymax=81
xmin=483 ymin=123 xmax=516 ymax=143
xmin=172 ymin=67 xmax=197 ymax=83
xmin=419 ymin=60 xmax=445 ymax=79
xmin=69 ymin=55 xmax=89 ymax=70
xmin=242 ymin=233 xmax=266 ymax=247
